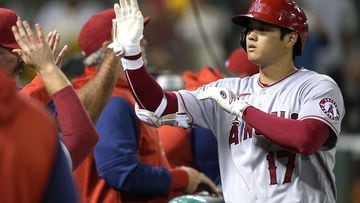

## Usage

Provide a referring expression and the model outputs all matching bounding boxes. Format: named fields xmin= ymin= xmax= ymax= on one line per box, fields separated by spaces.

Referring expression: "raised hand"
xmin=11 ymin=20 xmax=57 ymax=74
xmin=197 ymin=87 xmax=250 ymax=118
xmin=46 ymin=30 xmax=68 ymax=68
xmin=12 ymin=20 xmax=71 ymax=96
xmin=111 ymin=0 xmax=144 ymax=56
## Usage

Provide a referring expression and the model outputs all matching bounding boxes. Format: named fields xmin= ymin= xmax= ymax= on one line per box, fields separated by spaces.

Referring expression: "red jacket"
xmin=73 ymin=67 xmax=187 ymax=203
xmin=0 ymin=72 xmax=57 ymax=203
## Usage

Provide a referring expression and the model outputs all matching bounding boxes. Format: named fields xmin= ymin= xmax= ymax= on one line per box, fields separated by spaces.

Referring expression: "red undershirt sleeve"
xmin=242 ymin=106 xmax=330 ymax=155
xmin=125 ymin=67 xmax=178 ymax=115
xmin=52 ymin=86 xmax=98 ymax=170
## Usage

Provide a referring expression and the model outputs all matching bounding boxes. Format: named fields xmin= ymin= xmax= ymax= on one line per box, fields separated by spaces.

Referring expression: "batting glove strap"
xmin=230 ymin=99 xmax=251 ymax=118
xmin=122 ymin=43 xmax=142 ymax=57
xmin=107 ymin=42 xmax=124 ymax=57
xmin=135 ymin=104 xmax=191 ymax=128
xmin=196 ymin=87 xmax=251 ymax=118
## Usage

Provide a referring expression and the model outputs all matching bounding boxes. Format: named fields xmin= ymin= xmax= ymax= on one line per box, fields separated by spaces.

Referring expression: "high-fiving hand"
xmin=12 ymin=20 xmax=71 ymax=96
xmin=45 ymin=30 xmax=68 ymax=68
xmin=11 ymin=20 xmax=59 ymax=74
xmin=111 ymin=0 xmax=144 ymax=57
xmin=197 ymin=87 xmax=250 ymax=118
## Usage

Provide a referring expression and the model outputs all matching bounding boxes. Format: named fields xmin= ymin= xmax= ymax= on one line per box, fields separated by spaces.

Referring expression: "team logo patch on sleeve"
xmin=319 ymin=98 xmax=340 ymax=121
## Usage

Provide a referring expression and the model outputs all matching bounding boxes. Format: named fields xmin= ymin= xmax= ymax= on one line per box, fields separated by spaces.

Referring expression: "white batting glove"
xmin=197 ymin=87 xmax=250 ymax=118
xmin=111 ymin=0 xmax=144 ymax=57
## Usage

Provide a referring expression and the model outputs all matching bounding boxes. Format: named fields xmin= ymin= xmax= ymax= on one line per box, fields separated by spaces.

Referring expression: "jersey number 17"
xmin=266 ymin=150 xmax=296 ymax=185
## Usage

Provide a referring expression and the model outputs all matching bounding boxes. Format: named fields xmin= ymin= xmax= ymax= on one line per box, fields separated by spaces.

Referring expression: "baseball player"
xmin=72 ymin=9 xmax=218 ymax=203
xmin=109 ymin=0 xmax=345 ymax=202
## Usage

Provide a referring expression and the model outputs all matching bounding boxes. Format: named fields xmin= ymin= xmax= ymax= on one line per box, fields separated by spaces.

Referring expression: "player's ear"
xmin=285 ymin=32 xmax=298 ymax=49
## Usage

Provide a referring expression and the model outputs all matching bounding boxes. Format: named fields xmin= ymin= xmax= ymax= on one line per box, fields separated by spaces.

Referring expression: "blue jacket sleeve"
xmin=94 ymin=97 xmax=171 ymax=196
xmin=191 ymin=127 xmax=221 ymax=185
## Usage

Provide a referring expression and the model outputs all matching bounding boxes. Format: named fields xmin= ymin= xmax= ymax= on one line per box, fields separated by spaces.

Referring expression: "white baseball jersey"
xmin=175 ymin=68 xmax=344 ymax=203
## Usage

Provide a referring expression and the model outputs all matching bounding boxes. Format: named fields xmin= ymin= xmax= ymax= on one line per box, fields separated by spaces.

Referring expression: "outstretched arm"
xmin=12 ymin=20 xmax=98 ymax=169
xmin=111 ymin=0 xmax=178 ymax=115
xmin=20 ymin=30 xmax=68 ymax=103
xmin=76 ymin=48 xmax=122 ymax=123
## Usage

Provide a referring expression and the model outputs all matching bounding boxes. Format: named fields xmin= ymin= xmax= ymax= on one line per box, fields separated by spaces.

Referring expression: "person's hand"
xmin=11 ymin=20 xmax=58 ymax=74
xmin=180 ymin=166 xmax=220 ymax=196
xmin=45 ymin=30 xmax=68 ymax=68
xmin=111 ymin=0 xmax=144 ymax=56
xmin=197 ymin=87 xmax=250 ymax=118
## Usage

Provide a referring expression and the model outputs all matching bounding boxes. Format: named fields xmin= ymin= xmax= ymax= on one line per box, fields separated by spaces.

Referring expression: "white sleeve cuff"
xmin=121 ymin=57 xmax=144 ymax=70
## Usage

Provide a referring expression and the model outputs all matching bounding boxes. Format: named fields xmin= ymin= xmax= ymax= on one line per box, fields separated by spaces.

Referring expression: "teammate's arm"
xmin=93 ymin=97 xmax=188 ymax=195
xmin=76 ymin=48 xmax=122 ymax=123
xmin=12 ymin=20 xmax=98 ymax=170
xmin=111 ymin=0 xmax=178 ymax=116
xmin=52 ymin=86 xmax=98 ymax=169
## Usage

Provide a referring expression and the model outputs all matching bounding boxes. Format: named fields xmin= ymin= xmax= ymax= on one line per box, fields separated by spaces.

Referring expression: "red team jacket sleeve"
xmin=243 ymin=106 xmax=330 ymax=155
xmin=52 ymin=86 xmax=98 ymax=170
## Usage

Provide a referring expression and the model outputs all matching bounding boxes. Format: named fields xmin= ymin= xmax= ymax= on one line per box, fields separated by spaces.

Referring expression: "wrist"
xmin=169 ymin=168 xmax=188 ymax=191
xmin=120 ymin=57 xmax=144 ymax=70
xmin=232 ymin=100 xmax=251 ymax=118
xmin=36 ymin=63 xmax=58 ymax=76
xmin=123 ymin=43 xmax=141 ymax=56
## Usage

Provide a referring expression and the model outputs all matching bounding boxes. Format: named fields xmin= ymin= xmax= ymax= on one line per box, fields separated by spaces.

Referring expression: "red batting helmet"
xmin=232 ymin=0 xmax=308 ymax=55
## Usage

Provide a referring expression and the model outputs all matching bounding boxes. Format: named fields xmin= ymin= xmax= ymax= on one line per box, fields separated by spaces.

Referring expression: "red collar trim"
xmin=257 ymin=69 xmax=300 ymax=88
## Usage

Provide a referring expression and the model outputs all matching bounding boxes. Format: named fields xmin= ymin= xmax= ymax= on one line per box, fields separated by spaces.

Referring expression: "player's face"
xmin=245 ymin=20 xmax=288 ymax=67
xmin=0 ymin=46 xmax=24 ymax=76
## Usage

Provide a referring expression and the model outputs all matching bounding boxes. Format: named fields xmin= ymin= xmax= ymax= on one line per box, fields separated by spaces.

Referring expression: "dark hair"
xmin=279 ymin=28 xmax=302 ymax=59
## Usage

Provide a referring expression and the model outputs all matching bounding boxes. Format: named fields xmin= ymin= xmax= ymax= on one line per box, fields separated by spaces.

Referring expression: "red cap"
xmin=225 ymin=48 xmax=259 ymax=76
xmin=78 ymin=9 xmax=150 ymax=56
xmin=0 ymin=8 xmax=19 ymax=49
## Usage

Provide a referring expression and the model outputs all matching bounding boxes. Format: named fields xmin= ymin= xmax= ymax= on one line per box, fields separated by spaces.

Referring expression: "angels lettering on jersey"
xmin=228 ymin=112 xmax=299 ymax=148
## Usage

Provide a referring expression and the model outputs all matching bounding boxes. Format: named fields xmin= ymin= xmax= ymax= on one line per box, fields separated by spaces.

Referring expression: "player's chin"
xmin=247 ymin=53 xmax=259 ymax=63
